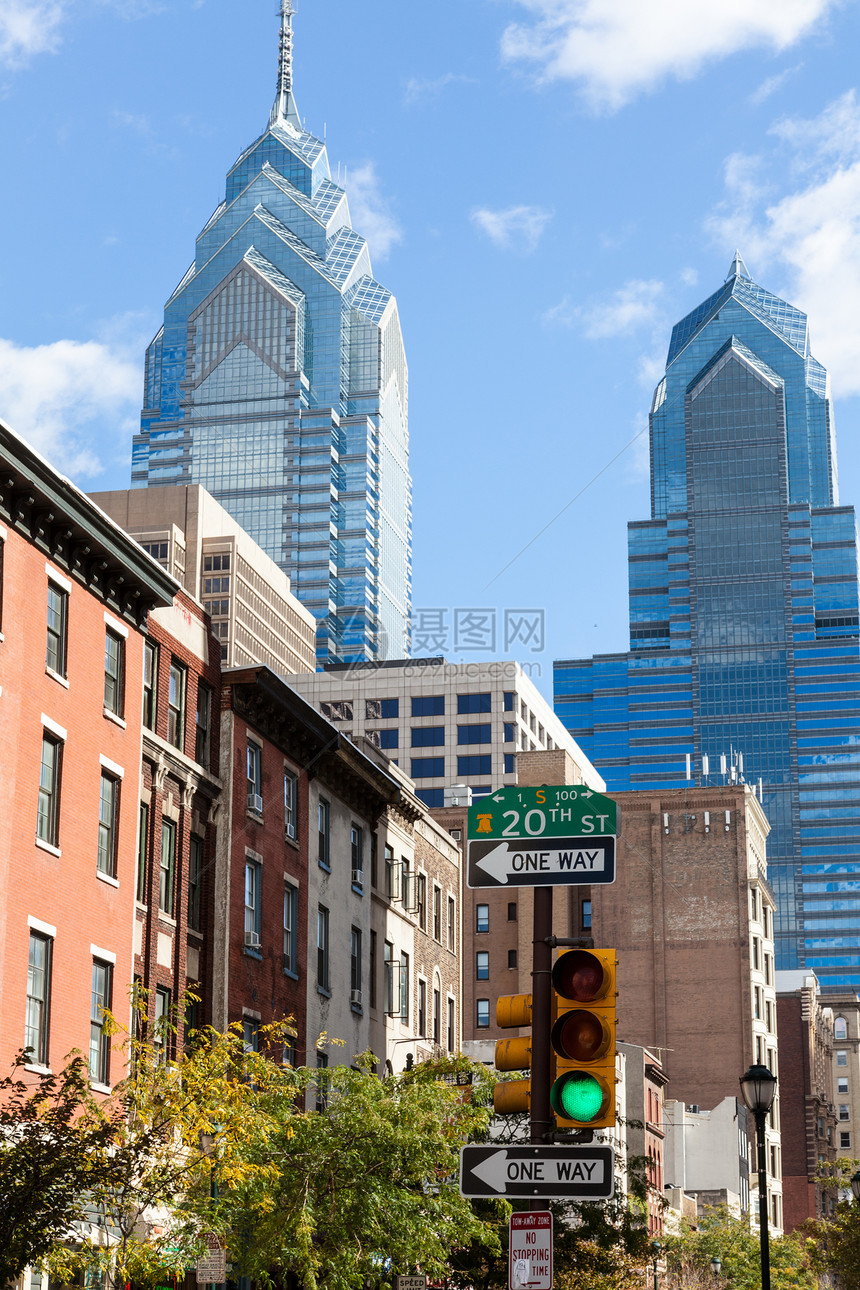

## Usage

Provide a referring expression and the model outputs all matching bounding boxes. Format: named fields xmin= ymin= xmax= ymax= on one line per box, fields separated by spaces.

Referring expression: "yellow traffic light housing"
xmin=550 ymin=948 xmax=617 ymax=1129
xmin=493 ymin=993 xmax=532 ymax=1114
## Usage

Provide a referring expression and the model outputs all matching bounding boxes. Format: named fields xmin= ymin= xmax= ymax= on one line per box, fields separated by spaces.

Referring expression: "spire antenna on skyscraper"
xmin=726 ymin=250 xmax=751 ymax=282
xmin=270 ymin=0 xmax=302 ymax=131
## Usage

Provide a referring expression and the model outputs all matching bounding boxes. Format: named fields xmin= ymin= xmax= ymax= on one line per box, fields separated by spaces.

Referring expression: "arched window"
xmin=835 ymin=1016 xmax=848 ymax=1040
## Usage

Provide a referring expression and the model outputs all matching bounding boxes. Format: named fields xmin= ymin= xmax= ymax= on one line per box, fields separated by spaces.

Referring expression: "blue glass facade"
xmin=131 ymin=6 xmax=411 ymax=664
xmin=554 ymin=256 xmax=860 ymax=990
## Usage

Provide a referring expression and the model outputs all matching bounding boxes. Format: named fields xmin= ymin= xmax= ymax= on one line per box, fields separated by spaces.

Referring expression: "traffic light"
xmin=493 ymin=993 xmax=532 ymax=1114
xmin=550 ymin=948 xmax=617 ymax=1129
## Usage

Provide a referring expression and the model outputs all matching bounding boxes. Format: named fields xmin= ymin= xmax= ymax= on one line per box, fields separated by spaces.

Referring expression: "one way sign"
xmin=468 ymin=836 xmax=615 ymax=889
xmin=459 ymin=1145 xmax=614 ymax=1200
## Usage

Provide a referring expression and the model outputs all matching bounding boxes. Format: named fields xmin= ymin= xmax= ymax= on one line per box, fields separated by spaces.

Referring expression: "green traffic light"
xmin=556 ymin=1072 xmax=605 ymax=1122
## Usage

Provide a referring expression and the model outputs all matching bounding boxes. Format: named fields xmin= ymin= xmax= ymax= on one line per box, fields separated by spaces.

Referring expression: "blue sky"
xmin=3 ymin=0 xmax=860 ymax=699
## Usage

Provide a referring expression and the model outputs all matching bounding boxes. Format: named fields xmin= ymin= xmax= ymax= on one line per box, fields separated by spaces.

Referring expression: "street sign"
xmin=396 ymin=1278 xmax=427 ymax=1290
xmin=468 ymin=836 xmax=615 ymax=888
xmin=459 ymin=1145 xmax=614 ymax=1199
xmin=509 ymin=1211 xmax=552 ymax=1290
xmin=196 ymin=1236 xmax=227 ymax=1285
xmin=467 ymin=785 xmax=618 ymax=889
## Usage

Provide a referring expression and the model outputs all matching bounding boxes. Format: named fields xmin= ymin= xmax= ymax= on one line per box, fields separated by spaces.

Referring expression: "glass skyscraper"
xmin=131 ymin=2 xmax=411 ymax=664
xmin=555 ymin=255 xmax=860 ymax=990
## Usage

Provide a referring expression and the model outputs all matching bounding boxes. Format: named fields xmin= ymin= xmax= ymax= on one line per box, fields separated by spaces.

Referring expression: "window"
xmin=835 ymin=1017 xmax=848 ymax=1039
xmin=243 ymin=1018 xmax=260 ymax=1053
xmin=458 ymin=755 xmax=492 ymax=777
xmin=351 ymin=824 xmax=364 ymax=878
xmin=508 ymin=949 xmax=518 ymax=969
xmin=366 ymin=697 xmax=399 ymax=719
xmin=317 ymin=906 xmax=330 ymax=992
xmin=283 ymin=883 xmax=298 ymax=975
xmin=476 ymin=904 xmax=489 ymax=933
xmin=447 ymin=896 xmax=456 ymax=952
xmin=154 ymin=986 xmax=171 ymax=1062
xmin=167 ymin=661 xmax=186 ymax=749
xmin=506 ymin=901 xmax=517 ymax=922
xmin=103 ymin=631 xmax=124 ymax=716
xmin=433 ymin=885 xmax=442 ymax=940
xmin=582 ymin=899 xmax=592 ymax=931
xmin=351 ymin=927 xmax=362 ymax=1001
xmin=764 ymin=954 xmax=772 ymax=986
xmin=838 ymin=1077 xmax=849 ymax=1094
xmin=504 ymin=723 xmax=515 ymax=743
xmin=245 ymin=860 xmax=262 ymax=949
xmin=754 ymin=986 xmax=762 ymax=1020
xmin=412 ymin=695 xmax=444 ymax=717
xmin=315 ymin=1050 xmax=329 ymax=1111
xmin=185 ymin=834 xmax=203 ymax=930
xmin=418 ymin=978 xmax=427 ymax=1035
xmin=247 ymin=743 xmax=262 ymax=811
xmin=457 ymin=723 xmax=492 ymax=744
xmin=136 ymin=803 xmax=149 ymax=904
xmin=97 ymin=774 xmax=119 ymax=877
xmin=765 ymin=1000 xmax=773 ymax=1033
xmin=385 ymin=845 xmax=401 ymax=900
xmin=411 ymin=726 xmax=445 ymax=747
xmin=476 ymin=998 xmax=490 ymax=1029
xmin=752 ymin=937 xmax=760 ymax=971
xmin=26 ymin=933 xmax=52 ymax=1066
xmin=142 ymin=640 xmax=157 ymax=730
xmin=504 ymin=692 xmax=515 ymax=711
xmin=415 ymin=787 xmax=444 ymax=808
xmin=195 ymin=683 xmax=211 ymax=767
xmin=476 ymin=951 xmax=489 ymax=980
xmin=433 ymin=988 xmax=441 ymax=1045
xmin=90 ymin=960 xmax=112 ymax=1085
xmin=37 ymin=734 xmax=62 ymax=847
xmin=370 ymin=930 xmax=377 ymax=1009
xmin=458 ymin=692 xmax=491 ymax=714
xmin=284 ymin=770 xmax=297 ymax=840
xmin=417 ymin=874 xmax=427 ymax=930
xmin=504 ymin=753 xmax=516 ymax=774
xmin=839 ymin=1104 xmax=850 ymax=1121
xmin=318 ymin=799 xmax=330 ymax=868
xmin=447 ymin=998 xmax=455 ymax=1052
xmin=378 ymin=728 xmax=399 ymax=749
xmin=400 ymin=952 xmax=409 ymax=1022
xmin=837 ymin=1050 xmax=848 ymax=1067
xmin=159 ymin=819 xmax=176 ymax=917
xmin=841 ymin=1131 xmax=852 ymax=1148
xmin=384 ymin=941 xmax=398 ymax=1015
xmin=46 ymin=582 xmax=68 ymax=677
xmin=411 ymin=757 xmax=445 ymax=778
xmin=320 ymin=700 xmax=353 ymax=722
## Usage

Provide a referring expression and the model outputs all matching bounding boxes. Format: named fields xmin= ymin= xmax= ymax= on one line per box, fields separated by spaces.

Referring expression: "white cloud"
xmin=547 ymin=278 xmax=664 ymax=338
xmin=404 ymin=72 xmax=476 ymax=105
xmin=501 ymin=0 xmax=837 ymax=111
xmin=749 ymin=62 xmax=803 ymax=105
xmin=707 ymin=91 xmax=860 ymax=396
xmin=470 ymin=204 xmax=553 ymax=252
xmin=680 ymin=266 xmax=699 ymax=286
xmin=345 ymin=162 xmax=403 ymax=262
xmin=0 ymin=1 xmax=65 ymax=69
xmin=0 ymin=323 xmax=144 ymax=480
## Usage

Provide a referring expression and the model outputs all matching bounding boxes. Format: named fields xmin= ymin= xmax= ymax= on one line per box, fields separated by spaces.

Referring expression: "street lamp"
xmin=851 ymin=1169 xmax=860 ymax=1203
xmin=740 ymin=1063 xmax=778 ymax=1290
xmin=651 ymin=1239 xmax=662 ymax=1290
xmin=710 ymin=1255 xmax=722 ymax=1275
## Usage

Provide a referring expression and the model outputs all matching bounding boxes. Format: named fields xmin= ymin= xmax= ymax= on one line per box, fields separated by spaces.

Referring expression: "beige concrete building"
xmin=91 ymin=485 xmax=316 ymax=674
xmin=826 ymin=991 xmax=860 ymax=1161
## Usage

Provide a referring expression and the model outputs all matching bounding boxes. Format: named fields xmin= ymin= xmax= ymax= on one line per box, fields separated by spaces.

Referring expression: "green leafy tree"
xmin=0 ymin=1052 xmax=124 ymax=1287
xmin=801 ymin=1157 xmax=860 ymax=1290
xmin=662 ymin=1205 xmax=819 ymax=1290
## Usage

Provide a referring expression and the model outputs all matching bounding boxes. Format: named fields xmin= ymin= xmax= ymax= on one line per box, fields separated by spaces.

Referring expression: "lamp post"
xmin=651 ymin=1239 xmax=662 ymax=1290
xmin=851 ymin=1169 xmax=860 ymax=1202
xmin=710 ymin=1255 xmax=722 ymax=1277
xmin=740 ymin=1063 xmax=778 ymax=1290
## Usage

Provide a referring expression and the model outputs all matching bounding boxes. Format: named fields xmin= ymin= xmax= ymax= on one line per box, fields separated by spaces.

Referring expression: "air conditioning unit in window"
xmin=247 ymin=793 xmax=263 ymax=814
xmin=350 ymin=989 xmax=362 ymax=1007
xmin=245 ymin=931 xmax=261 ymax=949
xmin=285 ymin=821 xmax=296 ymax=840
xmin=352 ymin=868 xmax=364 ymax=887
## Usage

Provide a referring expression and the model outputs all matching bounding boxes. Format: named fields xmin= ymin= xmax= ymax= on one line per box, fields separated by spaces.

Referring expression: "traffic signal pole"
xmin=530 ymin=886 xmax=553 ymax=1210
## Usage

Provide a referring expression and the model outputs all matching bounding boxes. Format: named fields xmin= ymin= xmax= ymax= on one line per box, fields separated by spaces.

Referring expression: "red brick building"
xmin=0 ymin=420 xmax=175 ymax=1087
xmin=135 ymin=591 xmax=222 ymax=1050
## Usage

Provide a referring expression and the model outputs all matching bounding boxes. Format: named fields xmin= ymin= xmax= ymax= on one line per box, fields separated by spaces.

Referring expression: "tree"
xmin=662 ymin=1205 xmax=819 ymax=1290
xmin=0 ymin=1051 xmax=124 ymax=1287
xmin=801 ymin=1157 xmax=860 ymax=1290
xmin=46 ymin=1014 xmax=502 ymax=1290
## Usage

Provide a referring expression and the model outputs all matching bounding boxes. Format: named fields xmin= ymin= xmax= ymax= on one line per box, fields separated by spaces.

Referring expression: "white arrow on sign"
xmin=473 ymin=839 xmax=610 ymax=885
xmin=469 ymin=1150 xmax=608 ymax=1194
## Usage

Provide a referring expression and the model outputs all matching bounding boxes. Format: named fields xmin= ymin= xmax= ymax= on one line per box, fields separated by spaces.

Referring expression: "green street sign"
xmin=466 ymin=785 xmax=618 ymax=890
xmin=467 ymin=785 xmax=617 ymax=841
